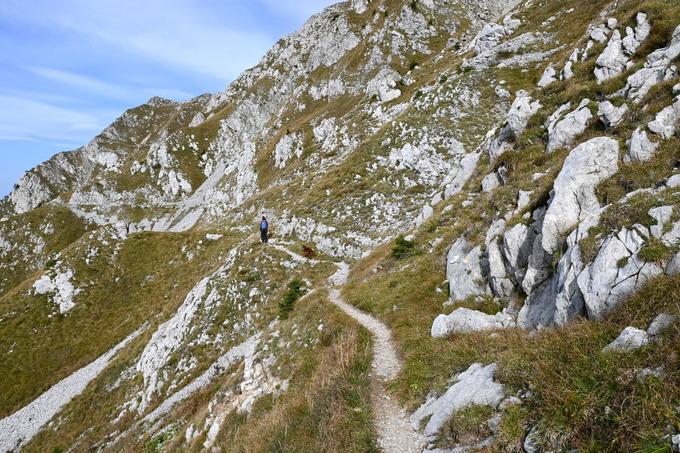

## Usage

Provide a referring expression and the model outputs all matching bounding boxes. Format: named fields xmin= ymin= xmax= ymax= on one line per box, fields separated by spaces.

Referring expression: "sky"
xmin=0 ymin=0 xmax=337 ymax=196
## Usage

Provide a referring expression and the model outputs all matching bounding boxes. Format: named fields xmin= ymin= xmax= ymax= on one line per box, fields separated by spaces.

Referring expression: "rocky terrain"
xmin=1 ymin=0 xmax=680 ymax=451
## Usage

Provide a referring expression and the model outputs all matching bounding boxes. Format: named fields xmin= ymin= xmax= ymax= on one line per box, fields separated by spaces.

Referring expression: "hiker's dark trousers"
xmin=260 ymin=229 xmax=268 ymax=243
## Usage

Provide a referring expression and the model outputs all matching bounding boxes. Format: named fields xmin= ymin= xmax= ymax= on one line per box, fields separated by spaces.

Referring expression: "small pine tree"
xmin=392 ymin=235 xmax=415 ymax=260
xmin=278 ymin=278 xmax=305 ymax=319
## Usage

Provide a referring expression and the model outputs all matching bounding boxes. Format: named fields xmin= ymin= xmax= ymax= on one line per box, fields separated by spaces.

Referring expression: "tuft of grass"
xmin=638 ymin=238 xmax=675 ymax=263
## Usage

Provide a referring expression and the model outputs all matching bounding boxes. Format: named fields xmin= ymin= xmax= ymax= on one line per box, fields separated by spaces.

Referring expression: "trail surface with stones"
xmin=328 ymin=263 xmax=425 ymax=453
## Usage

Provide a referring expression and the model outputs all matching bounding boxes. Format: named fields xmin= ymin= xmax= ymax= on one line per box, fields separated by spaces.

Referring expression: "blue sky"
xmin=0 ymin=0 xmax=337 ymax=196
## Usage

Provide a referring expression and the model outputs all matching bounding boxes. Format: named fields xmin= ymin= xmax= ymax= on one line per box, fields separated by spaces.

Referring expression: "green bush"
xmin=278 ymin=278 xmax=306 ymax=319
xmin=392 ymin=235 xmax=415 ymax=260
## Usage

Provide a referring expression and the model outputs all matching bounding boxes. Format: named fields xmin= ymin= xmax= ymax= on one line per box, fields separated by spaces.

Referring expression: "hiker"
xmin=259 ymin=215 xmax=269 ymax=244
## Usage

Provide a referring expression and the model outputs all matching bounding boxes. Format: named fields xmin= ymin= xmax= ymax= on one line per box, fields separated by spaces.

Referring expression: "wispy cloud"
xmin=24 ymin=66 xmax=132 ymax=99
xmin=0 ymin=94 xmax=110 ymax=142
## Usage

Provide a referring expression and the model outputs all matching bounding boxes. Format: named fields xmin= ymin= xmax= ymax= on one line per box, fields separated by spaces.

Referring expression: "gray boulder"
xmin=521 ymin=233 xmax=553 ymax=295
xmin=667 ymin=174 xmax=680 ymax=188
xmin=598 ymin=101 xmax=629 ymax=129
xmin=488 ymin=91 xmax=541 ymax=161
xmin=547 ymin=99 xmax=593 ymax=153
xmin=648 ymin=99 xmax=680 ymax=139
xmin=538 ymin=64 xmax=558 ymax=88
xmin=589 ymin=24 xmax=610 ymax=44
xmin=595 ymin=13 xmax=650 ymax=83
xmin=488 ymin=239 xmax=515 ymax=298
xmin=542 ymin=137 xmax=619 ymax=254
xmin=667 ymin=252 xmax=680 ymax=276
xmin=485 ymin=220 xmax=515 ymax=298
xmin=482 ymin=171 xmax=503 ymax=192
xmin=603 ymin=327 xmax=650 ymax=352
xmin=625 ymin=127 xmax=659 ymax=163
xmin=518 ymin=214 xmax=597 ymax=329
xmin=431 ymin=308 xmax=515 ymax=338
xmin=446 ymin=238 xmax=491 ymax=302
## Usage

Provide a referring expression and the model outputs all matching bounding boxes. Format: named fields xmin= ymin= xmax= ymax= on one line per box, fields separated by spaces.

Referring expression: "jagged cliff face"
xmin=2 ymin=0 xmax=680 ymax=451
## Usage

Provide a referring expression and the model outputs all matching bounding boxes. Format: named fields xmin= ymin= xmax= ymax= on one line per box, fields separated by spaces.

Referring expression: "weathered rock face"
xmin=578 ymin=228 xmax=664 ymax=320
xmin=542 ymin=137 xmax=619 ymax=254
xmin=446 ymin=238 xmax=491 ymax=302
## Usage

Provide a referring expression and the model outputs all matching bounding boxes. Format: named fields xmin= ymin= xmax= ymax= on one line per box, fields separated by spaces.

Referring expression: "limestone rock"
xmin=542 ymin=137 xmax=619 ymax=254
xmin=578 ymin=228 xmax=664 ymax=320
xmin=488 ymin=239 xmax=515 ymax=298
xmin=620 ymin=24 xmax=680 ymax=102
xmin=589 ymin=24 xmax=609 ymax=44
xmin=410 ymin=363 xmax=504 ymax=438
xmin=595 ymin=30 xmax=630 ymax=83
xmin=647 ymin=313 xmax=676 ymax=336
xmin=366 ymin=68 xmax=403 ymax=103
xmin=595 ymin=13 xmax=650 ymax=83
xmin=598 ymin=101 xmax=629 ymax=129
xmin=547 ymin=99 xmax=593 ymax=153
xmin=482 ymin=171 xmax=503 ymax=192
xmin=648 ymin=99 xmax=680 ymax=139
xmin=502 ymin=223 xmax=533 ymax=284
xmin=649 ymin=206 xmax=673 ymax=238
xmin=538 ymin=64 xmax=558 ymax=88
xmin=489 ymin=91 xmax=541 ymax=161
xmin=625 ymin=127 xmax=659 ymax=163
xmin=667 ymin=174 xmax=680 ymax=188
xmin=603 ymin=327 xmax=650 ymax=352
xmin=431 ymin=308 xmax=515 ymax=338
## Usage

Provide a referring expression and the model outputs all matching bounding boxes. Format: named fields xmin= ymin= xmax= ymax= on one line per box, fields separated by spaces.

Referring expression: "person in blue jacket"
xmin=259 ymin=215 xmax=269 ymax=244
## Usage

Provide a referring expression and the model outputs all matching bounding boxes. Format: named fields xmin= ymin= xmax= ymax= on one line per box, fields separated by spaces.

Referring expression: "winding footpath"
xmin=328 ymin=263 xmax=425 ymax=453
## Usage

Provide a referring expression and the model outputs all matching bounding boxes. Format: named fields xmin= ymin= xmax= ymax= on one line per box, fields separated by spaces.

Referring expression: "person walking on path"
xmin=259 ymin=215 xmax=269 ymax=244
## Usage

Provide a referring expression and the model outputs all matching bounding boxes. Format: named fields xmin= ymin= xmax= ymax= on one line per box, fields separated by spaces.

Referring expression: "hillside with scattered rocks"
xmin=1 ymin=0 xmax=680 ymax=451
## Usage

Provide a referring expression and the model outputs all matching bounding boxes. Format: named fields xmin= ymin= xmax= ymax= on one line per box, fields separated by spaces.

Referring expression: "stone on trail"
xmin=603 ymin=327 xmax=650 ymax=352
xmin=410 ymin=363 xmax=504 ymax=438
xmin=431 ymin=307 xmax=515 ymax=338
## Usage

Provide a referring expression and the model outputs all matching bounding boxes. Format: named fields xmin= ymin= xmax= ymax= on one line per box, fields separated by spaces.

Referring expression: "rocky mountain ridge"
xmin=1 ymin=0 xmax=680 ymax=451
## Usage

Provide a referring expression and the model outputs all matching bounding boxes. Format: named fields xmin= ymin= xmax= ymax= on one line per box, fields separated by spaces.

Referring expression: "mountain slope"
xmin=1 ymin=0 xmax=680 ymax=451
